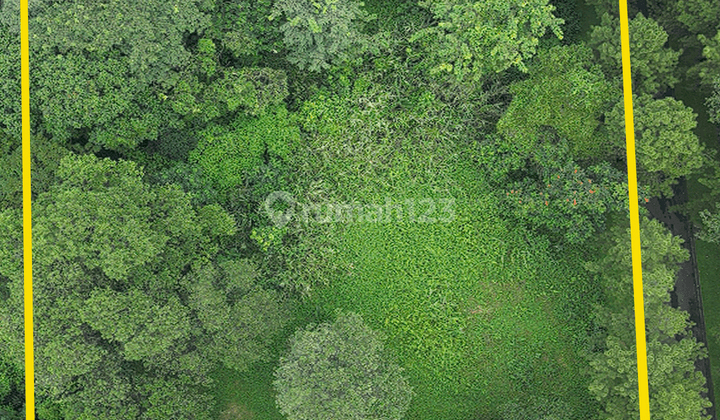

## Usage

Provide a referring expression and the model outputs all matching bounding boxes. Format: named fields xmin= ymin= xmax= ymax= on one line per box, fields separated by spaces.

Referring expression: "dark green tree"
xmin=268 ymin=0 xmax=376 ymax=71
xmin=0 ymin=154 xmax=287 ymax=419
xmin=499 ymin=136 xmax=633 ymax=244
xmin=204 ymin=0 xmax=281 ymax=59
xmin=697 ymin=28 xmax=720 ymax=88
xmin=0 ymin=0 xmax=212 ymax=151
xmin=586 ymin=216 xmax=712 ymax=420
xmin=273 ymin=311 xmax=413 ymax=420
xmin=584 ymin=0 xmax=641 ymax=20
xmin=0 ymin=133 xmax=70 ymax=209
xmin=589 ymin=13 xmax=681 ymax=97
xmin=169 ymin=64 xmax=290 ymax=122
xmin=675 ymin=0 xmax=720 ymax=36
xmin=0 ymin=354 xmax=22 ymax=419
xmin=409 ymin=0 xmax=564 ymax=84
xmin=606 ymin=94 xmax=707 ymax=197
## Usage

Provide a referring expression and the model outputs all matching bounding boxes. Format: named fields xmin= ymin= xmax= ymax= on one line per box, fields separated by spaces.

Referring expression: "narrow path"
xmin=646 ymin=180 xmax=716 ymax=420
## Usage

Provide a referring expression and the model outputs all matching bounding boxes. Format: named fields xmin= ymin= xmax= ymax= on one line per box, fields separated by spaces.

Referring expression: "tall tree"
xmin=589 ymin=13 xmax=681 ymax=97
xmin=606 ymin=94 xmax=707 ymax=197
xmin=409 ymin=0 xmax=564 ymax=84
xmin=269 ymin=0 xmax=376 ymax=71
xmin=675 ymin=0 xmax=720 ymax=36
xmin=697 ymin=27 xmax=720 ymax=88
xmin=273 ymin=311 xmax=413 ymax=420
xmin=204 ymin=0 xmax=281 ymax=60
xmin=0 ymin=154 xmax=287 ymax=419
xmin=586 ymin=216 xmax=712 ymax=420
xmin=0 ymin=0 xmax=212 ymax=151
xmin=499 ymin=136 xmax=632 ymax=245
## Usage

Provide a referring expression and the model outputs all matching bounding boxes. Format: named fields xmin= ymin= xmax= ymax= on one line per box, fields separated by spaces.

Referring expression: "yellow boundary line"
xmin=21 ymin=0 xmax=35 ymax=417
xmin=619 ymin=1 xmax=651 ymax=418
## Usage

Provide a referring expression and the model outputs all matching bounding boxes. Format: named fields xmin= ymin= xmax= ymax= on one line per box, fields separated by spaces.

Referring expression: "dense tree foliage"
xmin=675 ymin=0 xmax=720 ymax=36
xmin=589 ymin=12 xmax=681 ymax=97
xmin=269 ymin=0 xmax=376 ymax=71
xmin=500 ymin=137 xmax=631 ymax=244
xmin=586 ymin=216 xmax=712 ymax=420
xmin=0 ymin=0 xmax=716 ymax=418
xmin=409 ymin=0 xmax=564 ymax=84
xmin=0 ymin=0 xmax=215 ymax=151
xmin=497 ymin=44 xmax=616 ymax=160
xmin=606 ymin=94 xmax=707 ymax=197
xmin=189 ymin=106 xmax=301 ymax=191
xmin=273 ymin=311 xmax=413 ymax=420
xmin=0 ymin=154 xmax=287 ymax=419
xmin=584 ymin=0 xmax=641 ymax=20
xmin=203 ymin=0 xmax=280 ymax=59
xmin=697 ymin=202 xmax=720 ymax=244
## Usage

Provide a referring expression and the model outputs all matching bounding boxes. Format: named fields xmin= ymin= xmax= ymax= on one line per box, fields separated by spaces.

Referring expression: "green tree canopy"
xmin=273 ymin=311 xmax=413 ymax=420
xmin=697 ymin=200 xmax=720 ymax=244
xmin=697 ymin=28 xmax=720 ymax=87
xmin=0 ymin=133 xmax=69 ymax=209
xmin=0 ymin=153 xmax=287 ymax=419
xmin=675 ymin=0 xmax=720 ymax=35
xmin=606 ymin=94 xmax=707 ymax=197
xmin=409 ymin=0 xmax=564 ymax=84
xmin=188 ymin=105 xmax=301 ymax=192
xmin=586 ymin=216 xmax=712 ymax=420
xmin=497 ymin=44 xmax=617 ymax=160
xmin=584 ymin=0 xmax=641 ymax=20
xmin=269 ymin=0 xmax=376 ymax=71
xmin=0 ymin=0 xmax=213 ymax=151
xmin=499 ymin=136 xmax=632 ymax=244
xmin=589 ymin=13 xmax=681 ymax=97
xmin=204 ymin=0 xmax=281 ymax=59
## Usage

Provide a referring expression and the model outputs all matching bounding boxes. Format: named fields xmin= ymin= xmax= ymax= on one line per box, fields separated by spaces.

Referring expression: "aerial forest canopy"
xmin=0 ymin=0 xmax=718 ymax=419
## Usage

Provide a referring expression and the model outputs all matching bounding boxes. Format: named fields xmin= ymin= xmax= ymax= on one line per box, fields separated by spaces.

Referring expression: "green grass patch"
xmin=211 ymin=362 xmax=283 ymax=420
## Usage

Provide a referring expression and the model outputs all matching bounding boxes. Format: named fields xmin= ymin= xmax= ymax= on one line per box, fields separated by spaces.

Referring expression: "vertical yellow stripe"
xmin=20 ymin=0 xmax=35 ymax=418
xmin=618 ymin=1 xmax=651 ymax=419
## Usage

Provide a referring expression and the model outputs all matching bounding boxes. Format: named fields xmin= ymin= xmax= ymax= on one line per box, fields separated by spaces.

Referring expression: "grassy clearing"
xmin=302 ymin=158 xmax=596 ymax=419
xmin=211 ymin=44 xmax=600 ymax=418
xmin=212 ymin=362 xmax=282 ymax=420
